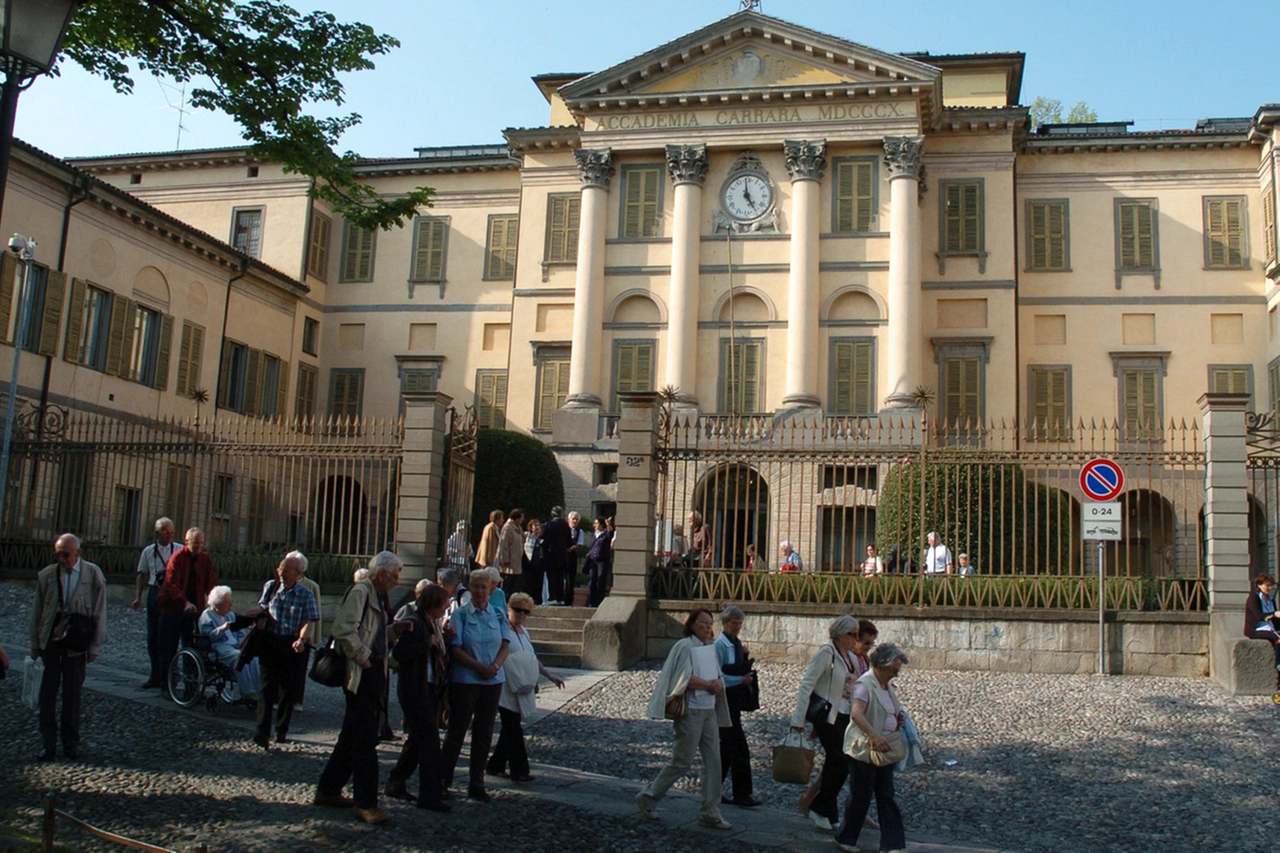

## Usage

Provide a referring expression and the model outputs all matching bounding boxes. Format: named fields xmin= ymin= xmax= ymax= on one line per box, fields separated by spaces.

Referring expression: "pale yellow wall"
xmin=940 ymin=69 xmax=1010 ymax=108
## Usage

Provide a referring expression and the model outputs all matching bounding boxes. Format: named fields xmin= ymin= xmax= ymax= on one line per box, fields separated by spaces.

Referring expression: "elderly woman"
xmin=385 ymin=582 xmax=452 ymax=812
xmin=1245 ymin=573 xmax=1280 ymax=669
xmin=198 ymin=585 xmax=260 ymax=700
xmin=486 ymin=592 xmax=565 ymax=782
xmin=833 ymin=643 xmax=910 ymax=853
xmin=476 ymin=509 xmax=504 ymax=569
xmin=779 ymin=540 xmax=804 ymax=572
xmin=790 ymin=614 xmax=862 ymax=832
xmin=715 ymin=606 xmax=758 ymax=807
xmin=635 ymin=609 xmax=733 ymax=831
xmin=440 ymin=568 xmax=511 ymax=802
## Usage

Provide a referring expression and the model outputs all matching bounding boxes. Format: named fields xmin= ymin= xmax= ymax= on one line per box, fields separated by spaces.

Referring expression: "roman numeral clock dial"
xmin=722 ymin=173 xmax=774 ymax=223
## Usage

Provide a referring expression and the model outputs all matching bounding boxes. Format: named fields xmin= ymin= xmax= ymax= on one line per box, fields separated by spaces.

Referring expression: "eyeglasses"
xmin=512 ymin=607 xmax=532 ymax=615
xmin=55 ymin=551 xmax=73 ymax=558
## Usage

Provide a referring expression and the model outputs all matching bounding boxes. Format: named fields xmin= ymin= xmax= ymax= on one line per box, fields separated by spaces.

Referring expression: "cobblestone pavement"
xmin=2 ymin=581 xmax=1278 ymax=852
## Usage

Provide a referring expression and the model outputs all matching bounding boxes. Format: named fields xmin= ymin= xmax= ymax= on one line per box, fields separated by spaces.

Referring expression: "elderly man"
xmin=687 ymin=510 xmax=714 ymax=567
xmin=497 ymin=508 xmax=525 ymax=595
xmin=130 ymin=517 xmax=181 ymax=689
xmin=157 ymin=527 xmax=218 ymax=683
xmin=289 ymin=550 xmax=322 ymax=714
xmin=315 ymin=550 xmax=402 ymax=825
xmin=253 ymin=552 xmax=320 ymax=749
xmin=564 ymin=511 xmax=589 ymax=605
xmin=924 ymin=532 xmax=954 ymax=575
xmin=538 ymin=507 xmax=572 ymax=606
xmin=29 ymin=534 xmax=107 ymax=761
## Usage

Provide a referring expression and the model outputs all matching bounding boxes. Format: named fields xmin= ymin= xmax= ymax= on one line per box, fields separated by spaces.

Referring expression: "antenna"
xmin=740 ymin=0 xmax=761 ymax=10
xmin=156 ymin=78 xmax=191 ymax=150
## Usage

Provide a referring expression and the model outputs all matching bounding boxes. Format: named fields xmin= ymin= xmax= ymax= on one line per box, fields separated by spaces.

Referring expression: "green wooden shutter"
xmin=1211 ymin=367 xmax=1249 ymax=394
xmin=1031 ymin=368 xmax=1068 ymax=438
xmin=548 ymin=196 xmax=580 ymax=262
xmin=623 ymin=167 xmax=661 ymax=238
xmin=945 ymin=184 xmax=964 ymax=251
xmin=1207 ymin=198 xmax=1244 ymax=268
xmin=153 ymin=314 xmax=174 ymax=390
xmin=175 ymin=322 xmax=193 ymax=396
xmin=295 ymin=364 xmax=317 ymax=422
xmin=831 ymin=341 xmax=873 ymax=414
xmin=105 ymin=296 xmax=131 ymax=377
xmin=0 ymin=251 xmax=16 ymax=344
xmin=244 ymin=348 xmax=263 ymax=416
xmin=1265 ymin=191 xmax=1277 ymax=264
xmin=536 ymin=360 xmax=568 ymax=429
xmin=1046 ymin=202 xmax=1066 ymax=269
xmin=1123 ymin=369 xmax=1157 ymax=435
xmin=836 ymin=162 xmax=855 ymax=233
xmin=217 ymin=340 xmax=234 ymax=408
xmin=741 ymin=342 xmax=761 ymax=413
xmin=331 ymin=371 xmax=362 ymax=419
xmin=1120 ymin=202 xmax=1154 ymax=269
xmin=342 ymin=226 xmax=374 ymax=281
xmin=39 ymin=270 xmax=67 ymax=357
xmin=961 ymin=183 xmax=979 ymax=251
xmin=944 ymin=357 xmax=980 ymax=426
xmin=275 ymin=359 xmax=289 ymax=420
xmin=1270 ymin=362 xmax=1280 ymax=412
xmin=63 ymin=277 xmax=86 ymax=364
xmin=413 ymin=218 xmax=447 ymax=281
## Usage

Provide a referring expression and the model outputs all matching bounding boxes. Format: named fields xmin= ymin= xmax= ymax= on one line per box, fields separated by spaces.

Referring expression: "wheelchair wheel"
xmin=168 ymin=648 xmax=205 ymax=708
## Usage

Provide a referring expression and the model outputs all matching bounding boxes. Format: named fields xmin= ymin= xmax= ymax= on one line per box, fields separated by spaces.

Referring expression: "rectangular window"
xmin=127 ymin=304 xmax=161 ymax=386
xmin=719 ymin=339 xmax=763 ymax=414
xmin=476 ymin=369 xmax=508 ymax=429
xmin=295 ymin=363 xmax=318 ymax=424
xmin=260 ymin=354 xmax=282 ymax=419
xmin=113 ymin=485 xmax=142 ymax=546
xmin=411 ymin=216 xmax=449 ymax=281
xmin=1204 ymin=196 xmax=1247 ymax=269
xmin=546 ymin=195 xmax=580 ymax=262
xmin=535 ymin=358 xmax=570 ymax=430
xmin=78 ymin=285 xmax=113 ymax=371
xmin=1210 ymin=365 xmax=1252 ymax=397
xmin=1027 ymin=200 xmax=1069 ymax=271
xmin=612 ymin=340 xmax=655 ymax=411
xmin=166 ymin=463 xmax=191 ymax=535
xmin=833 ymin=159 xmax=876 ymax=233
xmin=340 ymin=223 xmax=376 ymax=282
xmin=329 ymin=369 xmax=364 ymax=419
xmin=830 ymin=339 xmax=875 ymax=415
xmin=1265 ymin=189 xmax=1277 ymax=266
xmin=941 ymin=356 xmax=982 ymax=427
xmin=175 ymin=321 xmax=205 ymax=398
xmin=1121 ymin=369 xmax=1160 ymax=439
xmin=16 ymin=264 xmax=47 ymax=352
xmin=1270 ymin=358 xmax=1280 ymax=413
xmin=0 ymin=255 xmax=65 ymax=358
xmin=1116 ymin=199 xmax=1157 ymax=271
xmin=211 ymin=473 xmax=234 ymax=548
xmin=942 ymin=180 xmax=982 ymax=252
xmin=302 ymin=316 xmax=319 ymax=356
xmin=231 ymin=208 xmax=264 ymax=258
xmin=621 ymin=165 xmax=663 ymax=239
xmin=1029 ymin=366 xmax=1070 ymax=441
xmin=484 ymin=215 xmax=518 ymax=280
xmin=307 ymin=213 xmax=330 ymax=281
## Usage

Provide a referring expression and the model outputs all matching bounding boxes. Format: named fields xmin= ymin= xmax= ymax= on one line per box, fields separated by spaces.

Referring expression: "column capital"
xmin=575 ymin=147 xmax=615 ymax=190
xmin=883 ymin=136 xmax=925 ymax=180
xmin=783 ymin=139 xmax=827 ymax=181
xmin=665 ymin=143 xmax=708 ymax=186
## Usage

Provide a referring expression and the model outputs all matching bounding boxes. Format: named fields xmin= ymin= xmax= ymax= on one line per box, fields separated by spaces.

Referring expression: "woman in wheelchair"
xmin=198 ymin=586 xmax=261 ymax=703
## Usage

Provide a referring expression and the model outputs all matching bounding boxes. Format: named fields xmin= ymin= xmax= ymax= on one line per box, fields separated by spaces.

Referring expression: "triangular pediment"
xmin=558 ymin=11 xmax=939 ymax=104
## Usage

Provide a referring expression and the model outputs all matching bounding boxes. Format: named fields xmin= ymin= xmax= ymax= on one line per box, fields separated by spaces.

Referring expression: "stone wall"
xmin=646 ymin=601 xmax=1209 ymax=677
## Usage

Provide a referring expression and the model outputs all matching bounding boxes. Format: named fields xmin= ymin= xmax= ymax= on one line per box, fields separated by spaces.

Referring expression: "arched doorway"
xmin=693 ymin=464 xmax=769 ymax=570
xmin=1107 ymin=489 xmax=1176 ymax=576
xmin=312 ymin=475 xmax=369 ymax=555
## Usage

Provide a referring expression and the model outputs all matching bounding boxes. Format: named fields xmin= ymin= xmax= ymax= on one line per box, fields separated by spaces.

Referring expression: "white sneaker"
xmin=810 ymin=812 xmax=833 ymax=831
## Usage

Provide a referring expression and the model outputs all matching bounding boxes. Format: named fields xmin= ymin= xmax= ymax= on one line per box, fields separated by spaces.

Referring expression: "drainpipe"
xmin=211 ymin=255 xmax=250 ymax=419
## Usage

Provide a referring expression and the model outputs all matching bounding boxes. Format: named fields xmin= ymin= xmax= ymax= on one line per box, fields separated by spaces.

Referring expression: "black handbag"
xmin=309 ymin=639 xmax=346 ymax=687
xmin=50 ymin=570 xmax=96 ymax=653
xmin=805 ymin=691 xmax=832 ymax=725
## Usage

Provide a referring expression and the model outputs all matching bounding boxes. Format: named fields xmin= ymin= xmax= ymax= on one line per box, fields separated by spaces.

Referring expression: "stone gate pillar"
xmin=1200 ymin=392 xmax=1267 ymax=693
xmin=395 ymin=391 xmax=453 ymax=588
xmin=581 ymin=390 xmax=659 ymax=670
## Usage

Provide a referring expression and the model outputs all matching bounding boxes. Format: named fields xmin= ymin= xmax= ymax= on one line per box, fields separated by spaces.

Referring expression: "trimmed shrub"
xmin=470 ymin=428 xmax=565 ymax=546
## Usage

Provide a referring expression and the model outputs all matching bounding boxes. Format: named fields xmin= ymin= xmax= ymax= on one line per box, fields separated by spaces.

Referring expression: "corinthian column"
xmin=882 ymin=136 xmax=925 ymax=408
xmin=566 ymin=148 xmax=614 ymax=407
xmin=782 ymin=139 xmax=826 ymax=409
xmin=664 ymin=143 xmax=708 ymax=406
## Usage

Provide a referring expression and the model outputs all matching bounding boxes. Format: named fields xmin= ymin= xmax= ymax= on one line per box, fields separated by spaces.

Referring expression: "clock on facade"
xmin=721 ymin=172 xmax=775 ymax=222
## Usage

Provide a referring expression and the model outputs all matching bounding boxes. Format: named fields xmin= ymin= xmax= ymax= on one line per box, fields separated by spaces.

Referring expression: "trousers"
xmin=317 ymin=663 xmax=385 ymax=809
xmin=640 ymin=707 xmax=723 ymax=821
xmin=440 ymin=682 xmax=502 ymax=792
xmin=38 ymin=647 xmax=86 ymax=755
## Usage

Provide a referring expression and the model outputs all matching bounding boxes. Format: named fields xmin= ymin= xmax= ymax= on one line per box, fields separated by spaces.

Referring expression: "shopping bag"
xmin=22 ymin=656 xmax=44 ymax=712
xmin=771 ymin=729 xmax=815 ymax=784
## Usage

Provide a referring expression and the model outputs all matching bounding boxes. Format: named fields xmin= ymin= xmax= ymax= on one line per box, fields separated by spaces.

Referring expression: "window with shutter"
xmin=12 ymin=264 xmax=49 ymax=353
xmin=1264 ymin=190 xmax=1277 ymax=265
xmin=175 ymin=321 xmax=205 ymax=397
xmin=546 ymin=195 xmax=580 ymax=262
xmin=78 ymin=286 xmax=113 ymax=371
xmin=834 ymin=159 xmax=876 ymax=233
xmin=0 ymin=251 xmax=16 ymax=344
xmin=1270 ymin=359 xmax=1280 ymax=413
xmin=535 ymin=358 xmax=571 ymax=430
xmin=217 ymin=340 xmax=249 ymax=412
xmin=476 ymin=370 xmax=508 ymax=429
xmin=166 ymin=463 xmax=191 ymax=534
xmin=307 ymin=213 xmax=330 ymax=281
xmin=1116 ymin=200 xmax=1157 ymax=271
xmin=1204 ymin=197 xmax=1246 ymax=269
xmin=1122 ymin=369 xmax=1159 ymax=439
xmin=1029 ymin=366 xmax=1070 ymax=441
xmin=125 ymin=304 xmax=162 ymax=385
xmin=621 ymin=165 xmax=662 ymax=239
xmin=301 ymin=317 xmax=319 ymax=356
xmin=484 ymin=215 xmax=518 ymax=280
xmin=411 ymin=216 xmax=449 ymax=281
xmin=38 ymin=270 xmax=66 ymax=359
xmin=340 ymin=223 xmax=376 ymax=282
xmin=943 ymin=181 xmax=982 ymax=252
xmin=941 ymin=356 xmax=982 ymax=427
xmin=830 ymin=339 xmax=874 ymax=414
xmin=259 ymin=354 xmax=282 ymax=418
xmin=294 ymin=363 xmax=318 ymax=425
xmin=231 ymin=208 xmax=264 ymax=258
xmin=720 ymin=340 xmax=764 ymax=414
xmin=1209 ymin=365 xmax=1251 ymax=396
xmin=612 ymin=340 xmax=655 ymax=411
xmin=1027 ymin=200 xmax=1069 ymax=271
xmin=329 ymin=369 xmax=364 ymax=419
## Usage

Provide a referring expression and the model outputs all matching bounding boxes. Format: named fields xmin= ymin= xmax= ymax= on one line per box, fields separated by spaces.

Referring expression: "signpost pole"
xmin=1097 ymin=540 xmax=1105 ymax=675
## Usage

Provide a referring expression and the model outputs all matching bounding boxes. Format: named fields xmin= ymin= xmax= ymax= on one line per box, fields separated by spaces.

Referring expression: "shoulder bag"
xmin=50 ymin=570 xmax=97 ymax=653
xmin=309 ymin=583 xmax=371 ymax=688
xmin=771 ymin=729 xmax=816 ymax=784
xmin=804 ymin=643 xmax=838 ymax=724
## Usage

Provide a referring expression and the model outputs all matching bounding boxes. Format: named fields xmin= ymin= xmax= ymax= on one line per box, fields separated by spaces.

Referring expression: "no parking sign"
xmin=1080 ymin=457 xmax=1124 ymax=502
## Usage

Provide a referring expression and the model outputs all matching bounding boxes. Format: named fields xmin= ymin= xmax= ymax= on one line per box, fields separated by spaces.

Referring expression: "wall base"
xmin=581 ymin=594 xmax=647 ymax=671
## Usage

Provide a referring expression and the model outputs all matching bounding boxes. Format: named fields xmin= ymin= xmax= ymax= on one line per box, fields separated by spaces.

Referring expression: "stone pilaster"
xmin=566 ymin=148 xmax=614 ymax=409
xmin=395 ymin=391 xmax=454 ymax=587
xmin=664 ymin=144 xmax=708 ymax=406
xmin=883 ymin=135 xmax=925 ymax=407
xmin=782 ymin=139 xmax=825 ymax=409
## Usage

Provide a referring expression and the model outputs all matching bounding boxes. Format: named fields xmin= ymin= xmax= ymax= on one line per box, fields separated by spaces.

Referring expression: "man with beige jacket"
xmin=497 ymin=508 xmax=526 ymax=594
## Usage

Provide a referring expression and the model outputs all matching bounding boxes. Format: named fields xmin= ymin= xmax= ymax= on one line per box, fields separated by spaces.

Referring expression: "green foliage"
xmin=1029 ymin=96 xmax=1098 ymax=130
xmin=60 ymin=0 xmax=432 ymax=230
xmin=470 ymin=429 xmax=565 ymax=545
xmin=874 ymin=450 xmax=1075 ymax=574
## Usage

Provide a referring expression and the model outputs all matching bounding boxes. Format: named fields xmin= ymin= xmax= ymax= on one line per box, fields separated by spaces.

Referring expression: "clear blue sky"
xmin=18 ymin=0 xmax=1280 ymax=160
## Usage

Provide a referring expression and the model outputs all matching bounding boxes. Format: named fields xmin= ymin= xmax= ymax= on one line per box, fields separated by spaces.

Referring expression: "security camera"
xmin=7 ymin=235 xmax=23 ymax=254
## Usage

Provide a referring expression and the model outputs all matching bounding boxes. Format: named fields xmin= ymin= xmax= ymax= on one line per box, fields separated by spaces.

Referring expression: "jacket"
xmin=538 ymin=516 xmax=573 ymax=572
xmin=841 ymin=668 xmax=903 ymax=758
xmin=392 ymin=608 xmax=447 ymax=706
xmin=790 ymin=642 xmax=850 ymax=728
xmin=645 ymin=636 xmax=731 ymax=726
xmin=29 ymin=560 xmax=107 ymax=657
xmin=498 ymin=520 xmax=525 ymax=575
xmin=1245 ymin=590 xmax=1278 ymax=640
xmin=331 ymin=579 xmax=388 ymax=693
xmin=157 ymin=549 xmax=218 ymax=617
xmin=476 ymin=521 xmax=501 ymax=568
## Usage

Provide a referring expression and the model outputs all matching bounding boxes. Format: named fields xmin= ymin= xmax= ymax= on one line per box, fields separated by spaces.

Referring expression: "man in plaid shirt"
xmin=253 ymin=553 xmax=319 ymax=749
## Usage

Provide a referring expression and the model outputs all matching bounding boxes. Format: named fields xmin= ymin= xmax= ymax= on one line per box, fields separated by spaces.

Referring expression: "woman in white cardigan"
xmin=635 ymin=608 xmax=733 ymax=831
xmin=789 ymin=614 xmax=862 ymax=831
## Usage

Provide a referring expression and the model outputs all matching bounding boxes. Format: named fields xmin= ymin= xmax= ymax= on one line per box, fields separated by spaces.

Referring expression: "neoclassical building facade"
xmin=54 ymin=10 xmax=1280 ymax=519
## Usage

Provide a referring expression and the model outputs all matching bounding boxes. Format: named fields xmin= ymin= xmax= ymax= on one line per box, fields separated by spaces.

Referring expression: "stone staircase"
xmin=525 ymin=605 xmax=596 ymax=668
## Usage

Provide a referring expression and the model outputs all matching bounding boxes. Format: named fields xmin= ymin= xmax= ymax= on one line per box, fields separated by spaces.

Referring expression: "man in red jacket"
xmin=157 ymin=527 xmax=218 ymax=684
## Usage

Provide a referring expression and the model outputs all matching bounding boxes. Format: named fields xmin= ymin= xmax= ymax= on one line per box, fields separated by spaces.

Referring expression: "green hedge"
xmin=470 ymin=428 xmax=566 ymax=544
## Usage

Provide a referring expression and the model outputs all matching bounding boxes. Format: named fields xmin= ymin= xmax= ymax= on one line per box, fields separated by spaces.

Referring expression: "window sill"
xmin=936 ymin=251 xmax=988 ymax=275
xmin=1114 ymin=268 xmax=1161 ymax=289
xmin=1023 ymin=266 xmax=1072 ymax=274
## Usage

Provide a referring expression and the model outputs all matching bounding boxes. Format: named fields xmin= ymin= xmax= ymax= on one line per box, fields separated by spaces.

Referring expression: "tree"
xmin=59 ymin=0 xmax=432 ymax=231
xmin=1029 ymin=96 xmax=1098 ymax=131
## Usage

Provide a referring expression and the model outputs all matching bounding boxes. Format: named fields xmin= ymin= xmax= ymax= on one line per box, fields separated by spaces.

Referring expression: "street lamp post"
xmin=0 ymin=232 xmax=35 ymax=526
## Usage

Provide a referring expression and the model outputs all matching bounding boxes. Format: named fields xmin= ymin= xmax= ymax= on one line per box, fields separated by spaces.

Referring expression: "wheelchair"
xmin=167 ymin=632 xmax=257 ymax=714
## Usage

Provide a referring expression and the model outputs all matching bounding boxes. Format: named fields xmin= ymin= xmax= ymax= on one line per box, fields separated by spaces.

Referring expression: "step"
xmin=538 ymin=652 xmax=583 ymax=668
xmin=529 ymin=638 xmax=585 ymax=655
xmin=525 ymin=626 xmax=584 ymax=644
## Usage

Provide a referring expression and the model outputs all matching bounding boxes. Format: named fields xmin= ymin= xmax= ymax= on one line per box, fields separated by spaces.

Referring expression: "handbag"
xmin=847 ymin=729 xmax=908 ymax=766
xmin=771 ymin=730 xmax=815 ymax=784
xmin=309 ymin=638 xmax=346 ymax=687
xmin=50 ymin=612 xmax=96 ymax=653
xmin=727 ymin=669 xmax=760 ymax=713
xmin=805 ymin=691 xmax=832 ymax=725
xmin=22 ymin=656 xmax=44 ymax=711
xmin=664 ymin=690 xmax=687 ymax=720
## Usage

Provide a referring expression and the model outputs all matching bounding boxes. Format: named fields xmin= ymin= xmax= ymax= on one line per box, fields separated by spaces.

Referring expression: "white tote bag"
xmin=22 ymin=656 xmax=44 ymax=712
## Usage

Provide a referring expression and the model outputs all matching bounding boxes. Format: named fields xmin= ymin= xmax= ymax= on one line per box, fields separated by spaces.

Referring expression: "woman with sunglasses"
xmin=486 ymin=593 xmax=565 ymax=782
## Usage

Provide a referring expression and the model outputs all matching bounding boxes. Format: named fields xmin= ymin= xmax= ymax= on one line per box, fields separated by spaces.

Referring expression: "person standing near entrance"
xmin=29 ymin=533 xmax=106 ymax=761
xmin=498 ymin=508 xmax=525 ymax=595
xmin=539 ymin=507 xmax=572 ymax=605
xmin=130 ymin=517 xmax=180 ymax=689
xmin=923 ymin=532 xmax=953 ymax=575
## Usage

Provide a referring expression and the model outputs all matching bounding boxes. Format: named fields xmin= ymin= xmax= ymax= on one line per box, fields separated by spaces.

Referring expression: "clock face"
xmin=722 ymin=173 xmax=774 ymax=222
